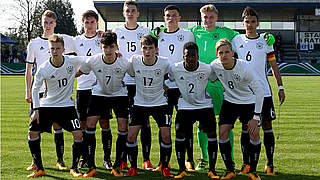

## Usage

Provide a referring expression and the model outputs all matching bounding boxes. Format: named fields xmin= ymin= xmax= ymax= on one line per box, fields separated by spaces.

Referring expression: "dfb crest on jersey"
xmin=197 ymin=72 xmax=206 ymax=81
xmin=113 ymin=67 xmax=122 ymax=75
xmin=232 ymin=73 xmax=240 ymax=81
xmin=212 ymin=33 xmax=219 ymax=40
xmin=256 ymin=42 xmax=264 ymax=49
xmin=177 ymin=35 xmax=184 ymax=42
xmin=66 ymin=66 xmax=74 ymax=74
xmin=95 ymin=39 xmax=101 ymax=47
xmin=137 ymin=33 xmax=144 ymax=40
xmin=155 ymin=69 xmax=162 ymax=77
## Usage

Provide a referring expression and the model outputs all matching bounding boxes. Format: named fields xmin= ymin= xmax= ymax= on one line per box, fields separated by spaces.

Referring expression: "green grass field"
xmin=1 ymin=76 xmax=319 ymax=179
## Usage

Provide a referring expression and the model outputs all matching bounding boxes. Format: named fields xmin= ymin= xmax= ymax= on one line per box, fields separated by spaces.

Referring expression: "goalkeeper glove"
xmin=150 ymin=25 xmax=166 ymax=39
xmin=261 ymin=32 xmax=275 ymax=46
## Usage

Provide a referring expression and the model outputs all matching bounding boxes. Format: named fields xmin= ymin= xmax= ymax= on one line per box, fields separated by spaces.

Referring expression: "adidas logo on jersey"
xmin=80 ymin=43 xmax=84 ymax=47
xmin=240 ymin=45 xmax=244 ymax=48
xmin=121 ymin=36 xmax=125 ymax=39
xmin=98 ymin=69 xmax=102 ymax=73
xmin=180 ymin=76 xmax=184 ymax=80
xmin=161 ymin=39 xmax=165 ymax=42
xmin=50 ymin=75 xmax=55 ymax=79
xmin=40 ymin=47 xmax=44 ymax=50
xmin=219 ymin=74 xmax=223 ymax=77
xmin=136 ymin=70 xmax=141 ymax=74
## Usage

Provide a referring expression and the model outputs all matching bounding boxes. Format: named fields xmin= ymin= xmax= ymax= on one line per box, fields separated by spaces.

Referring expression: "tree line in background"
xmin=1 ymin=0 xmax=78 ymax=62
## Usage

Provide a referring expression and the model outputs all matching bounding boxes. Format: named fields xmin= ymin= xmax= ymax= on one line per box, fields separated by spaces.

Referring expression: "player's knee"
xmin=73 ymin=130 xmax=83 ymax=140
xmin=160 ymin=130 xmax=171 ymax=143
xmin=262 ymin=121 xmax=272 ymax=130
xmin=206 ymin=130 xmax=217 ymax=138
xmin=99 ymin=118 xmax=110 ymax=129
xmin=250 ymin=133 xmax=260 ymax=142
xmin=242 ymin=124 xmax=248 ymax=130
xmin=87 ymin=116 xmax=98 ymax=128
xmin=117 ymin=118 xmax=128 ymax=131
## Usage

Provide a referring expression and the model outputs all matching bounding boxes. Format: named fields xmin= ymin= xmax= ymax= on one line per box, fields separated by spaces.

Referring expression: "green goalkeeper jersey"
xmin=186 ymin=25 xmax=239 ymax=115
xmin=187 ymin=25 xmax=239 ymax=64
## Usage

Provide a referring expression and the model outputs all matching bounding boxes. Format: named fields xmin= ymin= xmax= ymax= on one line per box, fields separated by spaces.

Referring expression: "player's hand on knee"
xmin=30 ymin=110 xmax=40 ymax=124
xmin=247 ymin=119 xmax=259 ymax=136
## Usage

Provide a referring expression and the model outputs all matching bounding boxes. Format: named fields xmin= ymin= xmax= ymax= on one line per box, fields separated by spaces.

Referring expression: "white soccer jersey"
xmin=26 ymin=35 xmax=74 ymax=92
xmin=169 ymin=62 xmax=215 ymax=110
xmin=71 ymin=34 xmax=102 ymax=90
xmin=128 ymin=55 xmax=169 ymax=107
xmin=80 ymin=53 xmax=129 ymax=97
xmin=210 ymin=59 xmax=264 ymax=113
xmin=232 ymin=34 xmax=274 ymax=97
xmin=113 ymin=25 xmax=150 ymax=85
xmin=158 ymin=28 xmax=195 ymax=88
xmin=32 ymin=56 xmax=85 ymax=109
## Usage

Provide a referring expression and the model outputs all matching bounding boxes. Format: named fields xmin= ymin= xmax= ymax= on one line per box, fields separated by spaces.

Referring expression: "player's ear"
xmin=232 ymin=50 xmax=235 ymax=57
xmin=137 ymin=11 xmax=140 ymax=18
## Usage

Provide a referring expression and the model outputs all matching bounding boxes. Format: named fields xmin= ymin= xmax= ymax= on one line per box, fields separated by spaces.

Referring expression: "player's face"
xmin=141 ymin=44 xmax=158 ymax=61
xmin=184 ymin=48 xmax=199 ymax=69
xmin=101 ymin=43 xmax=118 ymax=57
xmin=83 ymin=17 xmax=98 ymax=34
xmin=201 ymin=11 xmax=217 ymax=30
xmin=217 ymin=45 xmax=234 ymax=64
xmin=42 ymin=16 xmax=56 ymax=33
xmin=123 ymin=5 xmax=139 ymax=22
xmin=49 ymin=42 xmax=65 ymax=58
xmin=164 ymin=9 xmax=181 ymax=27
xmin=243 ymin=16 xmax=259 ymax=34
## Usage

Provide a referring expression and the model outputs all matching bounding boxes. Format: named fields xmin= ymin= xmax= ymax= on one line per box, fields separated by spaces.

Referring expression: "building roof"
xmin=94 ymin=0 xmax=320 ymax=22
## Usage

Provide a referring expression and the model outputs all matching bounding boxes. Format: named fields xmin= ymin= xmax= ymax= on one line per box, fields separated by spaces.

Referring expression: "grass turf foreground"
xmin=1 ymin=76 xmax=319 ymax=179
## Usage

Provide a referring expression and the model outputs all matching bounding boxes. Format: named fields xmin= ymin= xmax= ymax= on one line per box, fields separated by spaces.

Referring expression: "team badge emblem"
xmin=212 ymin=33 xmax=219 ymax=40
xmin=114 ymin=67 xmax=122 ymax=74
xmin=197 ymin=72 xmax=206 ymax=80
xmin=177 ymin=35 xmax=184 ymax=41
xmin=137 ymin=33 xmax=144 ymax=40
xmin=95 ymin=39 xmax=101 ymax=46
xmin=256 ymin=42 xmax=264 ymax=49
xmin=66 ymin=66 xmax=74 ymax=74
xmin=232 ymin=73 xmax=240 ymax=81
xmin=155 ymin=69 xmax=161 ymax=77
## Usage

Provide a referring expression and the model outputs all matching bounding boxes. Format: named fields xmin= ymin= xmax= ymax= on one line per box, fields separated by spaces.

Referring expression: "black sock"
xmin=28 ymin=136 xmax=44 ymax=170
xmin=219 ymin=138 xmax=234 ymax=172
xmin=71 ymin=139 xmax=83 ymax=169
xmin=81 ymin=130 xmax=88 ymax=162
xmin=101 ymin=128 xmax=112 ymax=161
xmin=86 ymin=128 xmax=96 ymax=168
xmin=249 ymin=139 xmax=261 ymax=172
xmin=175 ymin=137 xmax=186 ymax=171
xmin=185 ymin=127 xmax=194 ymax=162
xmin=114 ymin=130 xmax=128 ymax=168
xmin=208 ymin=137 xmax=218 ymax=171
xmin=264 ymin=129 xmax=275 ymax=166
xmin=54 ymin=129 xmax=64 ymax=162
xmin=140 ymin=124 xmax=151 ymax=162
xmin=241 ymin=130 xmax=250 ymax=165
xmin=160 ymin=141 xmax=172 ymax=169
xmin=127 ymin=141 xmax=138 ymax=169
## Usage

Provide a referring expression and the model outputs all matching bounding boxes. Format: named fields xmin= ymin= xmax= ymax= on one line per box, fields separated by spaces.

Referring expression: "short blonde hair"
xmin=48 ymin=34 xmax=64 ymax=47
xmin=215 ymin=38 xmax=232 ymax=53
xmin=200 ymin=4 xmax=218 ymax=15
xmin=42 ymin=10 xmax=57 ymax=20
